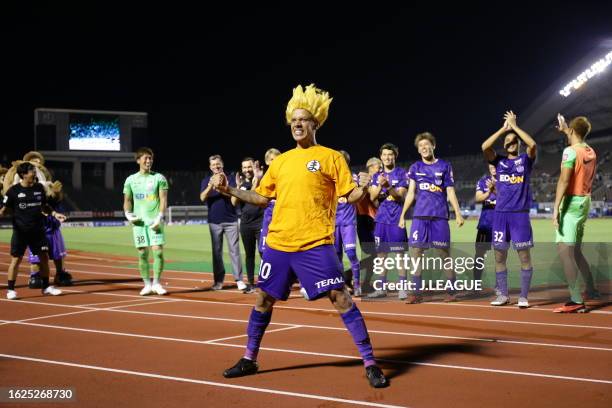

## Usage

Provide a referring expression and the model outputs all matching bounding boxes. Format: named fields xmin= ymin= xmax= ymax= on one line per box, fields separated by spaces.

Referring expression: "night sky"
xmin=3 ymin=2 xmax=612 ymax=172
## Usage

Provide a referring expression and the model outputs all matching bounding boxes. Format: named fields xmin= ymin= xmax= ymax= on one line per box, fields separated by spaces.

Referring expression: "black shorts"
xmin=11 ymin=228 xmax=49 ymax=258
xmin=475 ymin=228 xmax=492 ymax=251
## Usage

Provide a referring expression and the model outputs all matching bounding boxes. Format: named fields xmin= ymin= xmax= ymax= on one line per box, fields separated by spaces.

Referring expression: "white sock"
xmin=153 ymin=278 xmax=160 ymax=285
xmin=143 ymin=278 xmax=151 ymax=286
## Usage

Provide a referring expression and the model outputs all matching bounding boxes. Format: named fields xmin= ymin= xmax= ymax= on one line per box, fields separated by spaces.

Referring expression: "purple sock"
xmin=496 ymin=270 xmax=508 ymax=296
xmin=244 ymin=308 xmax=272 ymax=361
xmin=412 ymin=274 xmax=422 ymax=294
xmin=520 ymin=268 xmax=533 ymax=299
xmin=341 ymin=304 xmax=375 ymax=367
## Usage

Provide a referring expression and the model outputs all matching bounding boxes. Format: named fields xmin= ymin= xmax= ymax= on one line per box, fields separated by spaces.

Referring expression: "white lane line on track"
xmin=1 ymin=298 xmax=611 ymax=352
xmin=1 ymin=276 xmax=609 ymax=330
xmin=0 ymin=353 xmax=408 ymax=408
xmin=204 ymin=325 xmax=303 ymax=344
xmin=1 ymin=324 xmax=611 ymax=385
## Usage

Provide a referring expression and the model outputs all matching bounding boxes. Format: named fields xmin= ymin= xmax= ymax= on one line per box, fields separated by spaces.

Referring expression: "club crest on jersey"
xmin=516 ymin=165 xmax=524 ymax=173
xmin=306 ymin=160 xmax=321 ymax=172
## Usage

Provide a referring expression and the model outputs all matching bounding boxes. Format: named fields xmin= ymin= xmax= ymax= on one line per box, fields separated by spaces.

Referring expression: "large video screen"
xmin=69 ymin=114 xmax=121 ymax=151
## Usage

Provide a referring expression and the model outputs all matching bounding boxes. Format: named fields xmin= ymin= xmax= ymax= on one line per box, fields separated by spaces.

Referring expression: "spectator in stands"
xmin=200 ymin=155 xmax=245 ymax=291
xmin=231 ymin=157 xmax=264 ymax=294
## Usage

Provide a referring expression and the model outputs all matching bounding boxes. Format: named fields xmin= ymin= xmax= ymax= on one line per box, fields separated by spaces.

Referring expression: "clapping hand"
xmin=357 ymin=172 xmax=371 ymax=188
xmin=211 ymin=173 xmax=229 ymax=192
xmin=556 ymin=113 xmax=569 ymax=133
xmin=377 ymin=173 xmax=390 ymax=188
xmin=504 ymin=111 xmax=517 ymax=129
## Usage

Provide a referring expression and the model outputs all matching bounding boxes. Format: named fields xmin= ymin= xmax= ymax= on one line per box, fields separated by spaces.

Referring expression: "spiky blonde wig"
xmin=285 ymin=84 xmax=332 ymax=127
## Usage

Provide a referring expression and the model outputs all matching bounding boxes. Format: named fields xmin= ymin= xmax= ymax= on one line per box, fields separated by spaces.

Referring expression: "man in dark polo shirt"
xmin=231 ymin=157 xmax=264 ymax=294
xmin=200 ymin=155 xmax=245 ymax=291
xmin=1 ymin=162 xmax=65 ymax=300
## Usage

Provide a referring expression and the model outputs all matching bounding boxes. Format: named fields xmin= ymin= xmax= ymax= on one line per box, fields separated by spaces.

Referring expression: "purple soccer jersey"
xmin=476 ymin=175 xmax=496 ymax=231
xmin=371 ymin=167 xmax=408 ymax=225
xmin=407 ymin=159 xmax=454 ymax=219
xmin=490 ymin=153 xmax=533 ymax=212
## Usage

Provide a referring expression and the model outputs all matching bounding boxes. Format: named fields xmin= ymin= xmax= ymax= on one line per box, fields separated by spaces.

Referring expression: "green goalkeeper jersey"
xmin=123 ymin=171 xmax=169 ymax=222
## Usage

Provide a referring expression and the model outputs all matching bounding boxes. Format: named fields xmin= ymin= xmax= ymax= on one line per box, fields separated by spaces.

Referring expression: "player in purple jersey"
xmin=257 ymin=148 xmax=281 ymax=256
xmin=367 ymin=143 xmax=408 ymax=299
xmin=470 ymin=164 xmax=497 ymax=297
xmin=400 ymin=132 xmax=464 ymax=303
xmin=335 ymin=151 xmax=362 ymax=296
xmin=482 ymin=111 xmax=537 ymax=308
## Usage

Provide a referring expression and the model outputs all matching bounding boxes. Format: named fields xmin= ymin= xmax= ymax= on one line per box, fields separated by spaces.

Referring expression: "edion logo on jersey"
xmin=306 ymin=160 xmax=321 ymax=172
xmin=418 ymin=182 xmax=443 ymax=192
xmin=499 ymin=174 xmax=524 ymax=184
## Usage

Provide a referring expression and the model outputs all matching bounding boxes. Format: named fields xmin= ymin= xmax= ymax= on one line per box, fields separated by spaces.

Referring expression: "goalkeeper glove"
xmin=150 ymin=213 xmax=164 ymax=230
xmin=125 ymin=211 xmax=141 ymax=225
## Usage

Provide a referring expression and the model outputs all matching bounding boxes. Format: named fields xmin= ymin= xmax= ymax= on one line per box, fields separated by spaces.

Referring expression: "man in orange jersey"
xmin=212 ymin=84 xmax=388 ymax=388
xmin=552 ymin=114 xmax=599 ymax=313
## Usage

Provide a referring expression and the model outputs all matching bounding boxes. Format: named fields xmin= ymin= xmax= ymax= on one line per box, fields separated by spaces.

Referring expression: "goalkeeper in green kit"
xmin=123 ymin=147 xmax=169 ymax=295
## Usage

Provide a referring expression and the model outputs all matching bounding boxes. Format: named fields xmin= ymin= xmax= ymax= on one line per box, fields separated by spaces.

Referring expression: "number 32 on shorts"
xmin=494 ymin=231 xmax=504 ymax=242
xmin=259 ymin=262 xmax=271 ymax=280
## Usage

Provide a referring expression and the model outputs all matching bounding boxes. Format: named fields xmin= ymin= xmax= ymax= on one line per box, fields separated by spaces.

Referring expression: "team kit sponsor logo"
xmin=499 ymin=174 xmax=524 ymax=184
xmin=418 ymin=182 xmax=443 ymax=192
xmin=315 ymin=277 xmax=344 ymax=289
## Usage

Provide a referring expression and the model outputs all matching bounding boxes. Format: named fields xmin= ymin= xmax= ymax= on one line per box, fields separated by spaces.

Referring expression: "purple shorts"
xmin=409 ymin=217 xmax=450 ymax=249
xmin=258 ymin=244 xmax=345 ymax=301
xmin=492 ymin=211 xmax=533 ymax=250
xmin=374 ymin=222 xmax=408 ymax=253
xmin=334 ymin=224 xmax=357 ymax=254
xmin=28 ymin=228 xmax=67 ymax=263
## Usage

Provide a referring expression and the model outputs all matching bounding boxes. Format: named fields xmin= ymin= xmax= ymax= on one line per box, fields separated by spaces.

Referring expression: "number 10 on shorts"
xmin=259 ymin=262 xmax=271 ymax=280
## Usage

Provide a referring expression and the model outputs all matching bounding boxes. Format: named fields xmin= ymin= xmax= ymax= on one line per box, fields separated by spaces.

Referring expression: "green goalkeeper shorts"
xmin=556 ymin=195 xmax=590 ymax=245
xmin=132 ymin=223 xmax=165 ymax=248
